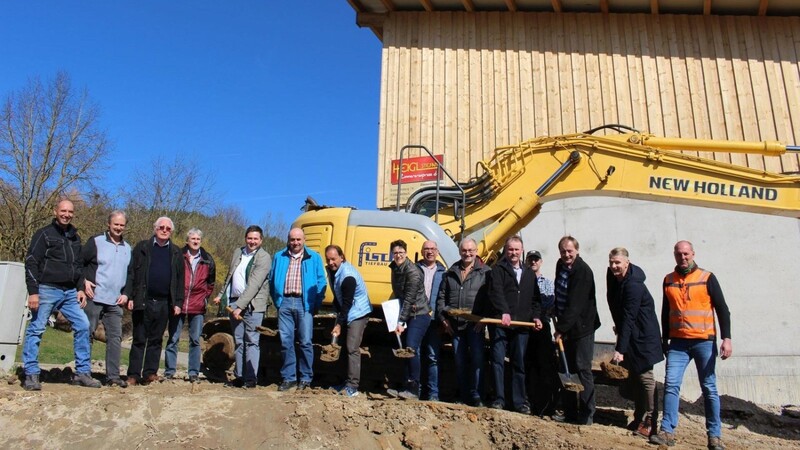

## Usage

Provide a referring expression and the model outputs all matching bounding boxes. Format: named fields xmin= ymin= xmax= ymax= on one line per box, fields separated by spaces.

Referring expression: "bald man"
xmin=22 ymin=200 xmax=101 ymax=390
xmin=269 ymin=228 xmax=327 ymax=391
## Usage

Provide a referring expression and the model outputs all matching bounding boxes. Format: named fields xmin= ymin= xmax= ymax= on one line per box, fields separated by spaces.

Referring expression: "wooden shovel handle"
xmin=476 ymin=317 xmax=540 ymax=328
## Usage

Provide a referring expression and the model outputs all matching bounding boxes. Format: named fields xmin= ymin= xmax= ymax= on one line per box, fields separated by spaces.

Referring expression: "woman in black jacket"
xmin=607 ymin=247 xmax=664 ymax=438
xmin=387 ymin=239 xmax=430 ymax=399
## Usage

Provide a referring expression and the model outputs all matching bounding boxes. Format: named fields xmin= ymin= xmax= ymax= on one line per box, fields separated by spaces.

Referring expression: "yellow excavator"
xmin=294 ymin=125 xmax=800 ymax=307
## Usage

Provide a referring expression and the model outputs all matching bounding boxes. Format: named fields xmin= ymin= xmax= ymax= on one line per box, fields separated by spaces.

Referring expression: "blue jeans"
xmin=165 ymin=313 xmax=204 ymax=377
xmin=23 ymin=285 xmax=92 ymax=375
xmin=451 ymin=321 xmax=485 ymax=403
xmin=231 ymin=307 xmax=264 ymax=383
xmin=489 ymin=325 xmax=529 ymax=409
xmin=402 ymin=313 xmax=431 ymax=385
xmin=421 ymin=322 xmax=442 ymax=399
xmin=278 ymin=297 xmax=314 ymax=383
xmin=661 ymin=339 xmax=721 ymax=437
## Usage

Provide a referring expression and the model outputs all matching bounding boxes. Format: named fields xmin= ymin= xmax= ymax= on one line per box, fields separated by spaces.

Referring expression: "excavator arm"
xmin=430 ymin=132 xmax=800 ymax=261
xmin=294 ymin=128 xmax=799 ymax=305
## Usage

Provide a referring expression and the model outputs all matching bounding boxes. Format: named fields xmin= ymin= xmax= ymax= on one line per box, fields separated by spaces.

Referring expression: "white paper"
xmin=381 ymin=299 xmax=400 ymax=332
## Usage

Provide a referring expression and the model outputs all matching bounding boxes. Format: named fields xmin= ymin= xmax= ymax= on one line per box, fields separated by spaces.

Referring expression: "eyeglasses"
xmin=393 ymin=251 xmax=406 ymax=255
xmin=157 ymin=225 xmax=172 ymax=232
xmin=422 ymin=248 xmax=437 ymax=252
xmin=461 ymin=249 xmax=477 ymax=254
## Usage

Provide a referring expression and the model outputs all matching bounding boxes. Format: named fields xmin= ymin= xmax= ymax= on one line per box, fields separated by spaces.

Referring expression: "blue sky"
xmin=0 ymin=1 xmax=382 ymax=226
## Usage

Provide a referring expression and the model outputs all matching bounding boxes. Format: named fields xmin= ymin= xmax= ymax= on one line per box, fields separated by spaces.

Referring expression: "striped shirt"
xmin=555 ymin=265 xmax=570 ymax=317
xmin=537 ymin=274 xmax=556 ymax=318
xmin=283 ymin=252 xmax=303 ymax=296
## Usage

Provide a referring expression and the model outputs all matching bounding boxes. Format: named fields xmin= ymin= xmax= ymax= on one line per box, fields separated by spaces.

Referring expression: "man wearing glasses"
xmin=125 ymin=216 xmax=185 ymax=385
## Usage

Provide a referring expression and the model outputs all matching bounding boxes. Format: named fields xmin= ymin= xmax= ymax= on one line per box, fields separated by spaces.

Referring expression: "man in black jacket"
xmin=553 ymin=235 xmax=600 ymax=425
xmin=22 ymin=199 xmax=101 ymax=390
xmin=124 ymin=216 xmax=185 ymax=385
xmin=486 ymin=236 xmax=542 ymax=414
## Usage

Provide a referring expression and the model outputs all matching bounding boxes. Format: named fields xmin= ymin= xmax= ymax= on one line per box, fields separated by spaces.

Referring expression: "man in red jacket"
xmin=164 ymin=228 xmax=215 ymax=383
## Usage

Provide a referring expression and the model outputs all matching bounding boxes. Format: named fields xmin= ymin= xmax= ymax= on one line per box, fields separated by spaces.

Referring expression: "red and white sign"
xmin=391 ymin=154 xmax=444 ymax=185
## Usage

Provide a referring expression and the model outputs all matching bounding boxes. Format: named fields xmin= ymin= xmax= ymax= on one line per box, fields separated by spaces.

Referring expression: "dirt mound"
xmin=2 ymin=366 xmax=799 ymax=449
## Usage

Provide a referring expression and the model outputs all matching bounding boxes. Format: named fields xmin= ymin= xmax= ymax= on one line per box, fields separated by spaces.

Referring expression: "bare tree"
xmin=0 ymin=72 xmax=108 ymax=260
xmin=122 ymin=155 xmax=216 ymax=241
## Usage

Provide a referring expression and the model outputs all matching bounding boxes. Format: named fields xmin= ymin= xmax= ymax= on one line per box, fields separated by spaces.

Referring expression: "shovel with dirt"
xmin=392 ymin=334 xmax=416 ymax=358
xmin=380 ymin=299 xmax=416 ymax=358
xmin=319 ymin=334 xmax=342 ymax=362
xmin=600 ymin=359 xmax=629 ymax=380
xmin=556 ymin=338 xmax=585 ymax=393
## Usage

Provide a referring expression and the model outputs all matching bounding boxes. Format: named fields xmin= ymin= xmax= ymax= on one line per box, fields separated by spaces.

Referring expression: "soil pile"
xmin=2 ymin=366 xmax=799 ymax=449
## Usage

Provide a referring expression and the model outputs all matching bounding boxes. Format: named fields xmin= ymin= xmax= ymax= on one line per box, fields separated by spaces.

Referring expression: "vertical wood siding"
xmin=377 ymin=12 xmax=800 ymax=208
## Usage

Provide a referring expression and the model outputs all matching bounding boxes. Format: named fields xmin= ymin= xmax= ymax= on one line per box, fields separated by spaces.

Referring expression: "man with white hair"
xmin=125 ymin=216 xmax=185 ymax=386
xmin=164 ymin=228 xmax=215 ymax=383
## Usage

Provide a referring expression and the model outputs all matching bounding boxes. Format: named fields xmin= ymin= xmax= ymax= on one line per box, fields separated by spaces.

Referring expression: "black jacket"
xmin=390 ymin=258 xmax=429 ymax=321
xmin=437 ymin=259 xmax=491 ymax=330
xmin=606 ymin=263 xmax=663 ymax=374
xmin=554 ymin=256 xmax=600 ymax=340
xmin=124 ymin=238 xmax=185 ymax=311
xmin=24 ymin=219 xmax=82 ymax=294
xmin=485 ymin=257 xmax=542 ymax=325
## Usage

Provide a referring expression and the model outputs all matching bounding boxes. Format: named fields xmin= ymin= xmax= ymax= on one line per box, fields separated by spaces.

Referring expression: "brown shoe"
xmin=635 ymin=415 xmax=653 ymax=437
xmin=145 ymin=374 xmax=162 ymax=384
xmin=127 ymin=377 xmax=139 ymax=386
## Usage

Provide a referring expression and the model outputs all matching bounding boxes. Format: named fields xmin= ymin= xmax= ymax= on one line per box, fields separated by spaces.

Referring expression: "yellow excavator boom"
xmin=294 ymin=129 xmax=799 ymax=305
xmin=432 ymin=132 xmax=800 ymax=260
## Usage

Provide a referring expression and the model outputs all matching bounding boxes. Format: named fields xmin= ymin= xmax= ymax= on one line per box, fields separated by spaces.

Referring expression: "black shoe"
xmin=106 ymin=378 xmax=128 ymax=388
xmin=225 ymin=378 xmax=244 ymax=388
xmin=298 ymin=381 xmax=311 ymax=391
xmin=23 ymin=374 xmax=42 ymax=391
xmin=188 ymin=375 xmax=199 ymax=383
xmin=244 ymin=380 xmax=257 ymax=389
xmin=489 ymin=401 xmax=505 ymax=410
xmin=551 ymin=413 xmax=567 ymax=423
xmin=516 ymin=404 xmax=532 ymax=415
xmin=568 ymin=416 xmax=593 ymax=426
xmin=707 ymin=436 xmax=725 ymax=450
xmin=468 ymin=397 xmax=484 ymax=407
xmin=650 ymin=431 xmax=676 ymax=447
xmin=72 ymin=372 xmax=102 ymax=388
xmin=278 ymin=380 xmax=298 ymax=392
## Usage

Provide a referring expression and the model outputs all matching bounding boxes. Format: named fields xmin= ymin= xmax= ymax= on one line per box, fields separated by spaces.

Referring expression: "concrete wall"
xmin=520 ymin=198 xmax=800 ymax=405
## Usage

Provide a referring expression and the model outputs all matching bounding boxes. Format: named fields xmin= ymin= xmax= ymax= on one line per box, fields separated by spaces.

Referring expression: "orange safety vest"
xmin=663 ymin=268 xmax=716 ymax=340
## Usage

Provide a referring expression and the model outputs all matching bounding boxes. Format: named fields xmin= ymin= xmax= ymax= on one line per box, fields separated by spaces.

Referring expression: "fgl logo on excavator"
xmin=357 ymin=241 xmax=391 ymax=267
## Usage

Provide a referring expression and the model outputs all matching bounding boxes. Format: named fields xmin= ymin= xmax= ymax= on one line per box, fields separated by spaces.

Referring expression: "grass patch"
xmin=15 ymin=328 xmax=130 ymax=366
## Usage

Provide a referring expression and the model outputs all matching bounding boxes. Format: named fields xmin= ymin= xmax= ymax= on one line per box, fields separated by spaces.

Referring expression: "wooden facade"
xmin=376 ymin=12 xmax=800 ymax=208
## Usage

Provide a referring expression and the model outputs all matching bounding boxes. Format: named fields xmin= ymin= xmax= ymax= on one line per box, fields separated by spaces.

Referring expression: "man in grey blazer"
xmin=214 ymin=225 xmax=272 ymax=388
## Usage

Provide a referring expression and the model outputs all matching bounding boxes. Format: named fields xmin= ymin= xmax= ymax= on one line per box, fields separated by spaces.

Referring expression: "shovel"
xmin=225 ymin=306 xmax=278 ymax=336
xmin=392 ymin=333 xmax=415 ymax=359
xmin=556 ymin=338 xmax=584 ymax=392
xmin=447 ymin=309 xmax=541 ymax=328
xmin=319 ymin=334 xmax=341 ymax=362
